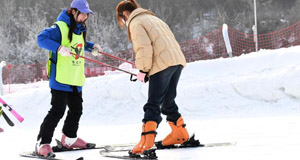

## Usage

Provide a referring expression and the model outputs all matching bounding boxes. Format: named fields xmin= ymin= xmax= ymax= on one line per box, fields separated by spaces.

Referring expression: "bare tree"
xmin=1 ymin=0 xmax=300 ymax=65
xmin=0 ymin=0 xmax=18 ymax=63
xmin=13 ymin=3 xmax=49 ymax=64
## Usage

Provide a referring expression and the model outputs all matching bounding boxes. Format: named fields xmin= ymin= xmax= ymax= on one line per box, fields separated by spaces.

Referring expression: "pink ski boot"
xmin=61 ymin=134 xmax=93 ymax=149
xmin=36 ymin=144 xmax=55 ymax=158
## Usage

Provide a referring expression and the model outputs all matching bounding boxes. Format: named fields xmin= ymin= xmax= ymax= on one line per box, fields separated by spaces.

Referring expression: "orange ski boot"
xmin=161 ymin=117 xmax=189 ymax=146
xmin=131 ymin=121 xmax=157 ymax=154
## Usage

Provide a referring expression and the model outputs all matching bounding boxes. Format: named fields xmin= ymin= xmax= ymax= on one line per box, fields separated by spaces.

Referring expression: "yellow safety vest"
xmin=47 ymin=21 xmax=85 ymax=86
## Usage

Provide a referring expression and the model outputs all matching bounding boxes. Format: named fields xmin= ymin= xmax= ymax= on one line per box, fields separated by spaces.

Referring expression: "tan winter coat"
xmin=127 ymin=8 xmax=186 ymax=76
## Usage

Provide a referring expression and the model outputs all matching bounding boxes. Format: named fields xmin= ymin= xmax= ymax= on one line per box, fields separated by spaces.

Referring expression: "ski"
xmin=100 ymin=148 xmax=157 ymax=160
xmin=52 ymin=139 xmax=136 ymax=152
xmin=199 ymin=141 xmax=237 ymax=147
xmin=104 ymin=141 xmax=236 ymax=152
xmin=103 ymin=134 xmax=236 ymax=152
xmin=156 ymin=134 xmax=236 ymax=149
xmin=155 ymin=134 xmax=203 ymax=149
xmin=0 ymin=97 xmax=24 ymax=122
xmin=19 ymin=151 xmax=84 ymax=160
xmin=2 ymin=110 xmax=14 ymax=126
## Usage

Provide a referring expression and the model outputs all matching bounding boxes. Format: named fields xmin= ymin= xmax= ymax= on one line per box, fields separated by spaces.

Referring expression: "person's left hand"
xmin=92 ymin=44 xmax=103 ymax=56
xmin=137 ymin=71 xmax=149 ymax=83
xmin=137 ymin=72 xmax=146 ymax=82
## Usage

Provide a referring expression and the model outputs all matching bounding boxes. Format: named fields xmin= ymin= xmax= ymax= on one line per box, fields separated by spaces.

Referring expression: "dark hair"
xmin=116 ymin=0 xmax=141 ymax=30
xmin=66 ymin=8 xmax=87 ymax=45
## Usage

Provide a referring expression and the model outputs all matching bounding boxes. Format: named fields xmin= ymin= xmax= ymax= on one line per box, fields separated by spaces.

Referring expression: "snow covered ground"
xmin=1 ymin=46 xmax=300 ymax=160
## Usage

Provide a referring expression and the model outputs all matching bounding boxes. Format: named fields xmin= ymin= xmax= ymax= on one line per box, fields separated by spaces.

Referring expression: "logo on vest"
xmin=71 ymin=43 xmax=83 ymax=66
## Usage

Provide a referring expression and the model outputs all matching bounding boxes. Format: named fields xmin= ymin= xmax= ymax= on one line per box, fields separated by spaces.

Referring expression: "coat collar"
xmin=127 ymin=8 xmax=154 ymax=42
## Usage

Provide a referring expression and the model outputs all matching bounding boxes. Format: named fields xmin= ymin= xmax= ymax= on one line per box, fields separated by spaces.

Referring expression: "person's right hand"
xmin=92 ymin=44 xmax=103 ymax=56
xmin=58 ymin=46 xmax=71 ymax=56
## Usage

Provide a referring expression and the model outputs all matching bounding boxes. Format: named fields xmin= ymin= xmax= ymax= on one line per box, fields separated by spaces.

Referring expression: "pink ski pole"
xmin=97 ymin=51 xmax=135 ymax=65
xmin=0 ymin=97 xmax=24 ymax=122
xmin=71 ymin=53 xmax=137 ymax=76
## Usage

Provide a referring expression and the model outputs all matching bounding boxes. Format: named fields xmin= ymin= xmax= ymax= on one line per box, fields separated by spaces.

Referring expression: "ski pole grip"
xmin=130 ymin=74 xmax=149 ymax=83
xmin=130 ymin=74 xmax=137 ymax=82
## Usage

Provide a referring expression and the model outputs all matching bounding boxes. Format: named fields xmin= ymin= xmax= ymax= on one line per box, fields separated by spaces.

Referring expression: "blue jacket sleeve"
xmin=37 ymin=24 xmax=61 ymax=53
xmin=85 ymin=41 xmax=95 ymax=52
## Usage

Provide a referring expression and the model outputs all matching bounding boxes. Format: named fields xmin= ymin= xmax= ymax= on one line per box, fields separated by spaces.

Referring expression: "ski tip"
xmin=190 ymin=133 xmax=196 ymax=139
xmin=204 ymin=141 xmax=237 ymax=147
xmin=55 ymin=139 xmax=61 ymax=143
xmin=55 ymin=139 xmax=63 ymax=146
xmin=76 ymin=157 xmax=84 ymax=160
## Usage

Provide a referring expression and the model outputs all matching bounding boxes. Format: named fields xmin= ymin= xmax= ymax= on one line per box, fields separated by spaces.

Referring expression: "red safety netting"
xmin=2 ymin=20 xmax=300 ymax=94
xmin=180 ymin=26 xmax=228 ymax=62
xmin=227 ymin=21 xmax=300 ymax=56
xmin=181 ymin=20 xmax=300 ymax=61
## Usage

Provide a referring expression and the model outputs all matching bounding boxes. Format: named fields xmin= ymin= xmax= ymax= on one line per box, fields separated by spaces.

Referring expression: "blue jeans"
xmin=143 ymin=65 xmax=183 ymax=125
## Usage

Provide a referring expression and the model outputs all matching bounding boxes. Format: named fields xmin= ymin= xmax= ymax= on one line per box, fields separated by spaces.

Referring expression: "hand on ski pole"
xmin=0 ymin=105 xmax=2 ymax=117
xmin=130 ymin=71 xmax=149 ymax=83
xmin=58 ymin=46 xmax=71 ymax=56
xmin=92 ymin=44 xmax=103 ymax=56
xmin=71 ymin=52 xmax=142 ymax=83
xmin=137 ymin=72 xmax=146 ymax=82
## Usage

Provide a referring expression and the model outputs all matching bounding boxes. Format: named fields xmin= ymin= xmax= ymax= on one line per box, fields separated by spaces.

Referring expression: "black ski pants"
xmin=142 ymin=65 xmax=183 ymax=125
xmin=37 ymin=88 xmax=83 ymax=144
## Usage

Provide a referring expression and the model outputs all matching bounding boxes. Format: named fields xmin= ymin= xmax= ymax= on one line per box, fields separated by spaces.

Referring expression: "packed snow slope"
xmin=1 ymin=46 xmax=300 ymax=160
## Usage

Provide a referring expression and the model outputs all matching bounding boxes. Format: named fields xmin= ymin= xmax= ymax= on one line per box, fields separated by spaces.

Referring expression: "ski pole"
xmin=88 ymin=48 xmax=135 ymax=65
xmin=0 ymin=97 xmax=24 ymax=122
xmin=97 ymin=51 xmax=135 ymax=65
xmin=71 ymin=53 xmax=137 ymax=76
xmin=2 ymin=110 xmax=14 ymax=126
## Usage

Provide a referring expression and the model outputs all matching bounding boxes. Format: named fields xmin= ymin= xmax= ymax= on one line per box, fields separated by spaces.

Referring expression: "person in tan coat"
xmin=116 ymin=0 xmax=189 ymax=154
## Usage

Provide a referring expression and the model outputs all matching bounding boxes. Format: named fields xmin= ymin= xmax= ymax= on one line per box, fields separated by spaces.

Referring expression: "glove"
xmin=0 ymin=105 xmax=2 ymax=117
xmin=58 ymin=46 xmax=71 ymax=56
xmin=92 ymin=44 xmax=103 ymax=56
xmin=137 ymin=71 xmax=148 ymax=83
